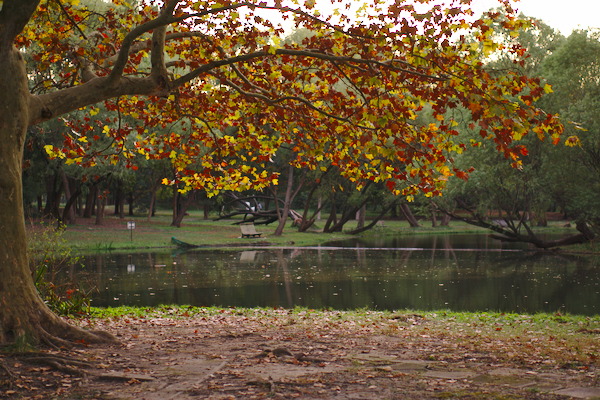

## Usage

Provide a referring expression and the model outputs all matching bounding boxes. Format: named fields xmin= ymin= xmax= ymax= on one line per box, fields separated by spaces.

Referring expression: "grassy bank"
xmin=28 ymin=210 xmax=590 ymax=252
xmin=87 ymin=305 xmax=599 ymax=368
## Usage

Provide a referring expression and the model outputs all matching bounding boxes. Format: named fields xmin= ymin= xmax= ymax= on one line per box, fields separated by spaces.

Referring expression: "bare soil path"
xmin=1 ymin=309 xmax=599 ymax=399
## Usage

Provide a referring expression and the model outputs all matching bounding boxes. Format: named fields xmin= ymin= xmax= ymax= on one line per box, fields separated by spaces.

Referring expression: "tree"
xmin=539 ymin=31 xmax=600 ymax=228
xmin=435 ymin=23 xmax=600 ymax=248
xmin=1 ymin=0 xmax=561 ymax=347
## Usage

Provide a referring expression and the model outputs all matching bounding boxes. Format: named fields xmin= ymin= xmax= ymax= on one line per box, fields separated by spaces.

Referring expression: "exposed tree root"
xmin=0 ymin=359 xmax=16 ymax=388
xmin=35 ymin=311 xmax=120 ymax=349
xmin=26 ymin=356 xmax=89 ymax=376
xmin=12 ymin=352 xmax=96 ymax=377
xmin=39 ymin=327 xmax=75 ymax=350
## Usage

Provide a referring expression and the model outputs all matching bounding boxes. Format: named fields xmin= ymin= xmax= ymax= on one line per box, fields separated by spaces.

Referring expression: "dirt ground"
xmin=1 ymin=309 xmax=599 ymax=399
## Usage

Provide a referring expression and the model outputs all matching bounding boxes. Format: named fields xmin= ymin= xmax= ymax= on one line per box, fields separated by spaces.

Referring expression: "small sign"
xmin=127 ymin=221 xmax=135 ymax=241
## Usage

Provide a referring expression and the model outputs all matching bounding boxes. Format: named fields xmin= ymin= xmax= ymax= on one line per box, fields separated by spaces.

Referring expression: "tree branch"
xmin=437 ymin=202 xmax=596 ymax=249
xmin=0 ymin=0 xmax=40 ymax=45
xmin=107 ymin=0 xmax=177 ymax=85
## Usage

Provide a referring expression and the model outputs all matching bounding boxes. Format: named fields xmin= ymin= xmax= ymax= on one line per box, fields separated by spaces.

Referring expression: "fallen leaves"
xmin=1 ymin=308 xmax=598 ymax=399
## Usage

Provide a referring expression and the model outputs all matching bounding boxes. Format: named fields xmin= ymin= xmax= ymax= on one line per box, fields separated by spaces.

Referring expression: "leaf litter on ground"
xmin=1 ymin=306 xmax=598 ymax=399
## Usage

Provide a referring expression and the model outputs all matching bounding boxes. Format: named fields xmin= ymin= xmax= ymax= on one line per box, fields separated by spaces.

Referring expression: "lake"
xmin=63 ymin=234 xmax=599 ymax=315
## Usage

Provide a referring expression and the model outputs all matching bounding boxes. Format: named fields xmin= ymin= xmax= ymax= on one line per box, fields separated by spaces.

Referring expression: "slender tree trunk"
xmin=356 ymin=203 xmax=366 ymax=230
xmin=43 ymin=171 xmax=61 ymax=219
xmin=95 ymin=190 xmax=106 ymax=225
xmin=37 ymin=195 xmax=43 ymax=215
xmin=83 ymin=184 xmax=97 ymax=218
xmin=323 ymin=198 xmax=337 ymax=232
xmin=317 ymin=195 xmax=322 ymax=221
xmin=0 ymin=47 xmax=113 ymax=347
xmin=400 ymin=203 xmax=420 ymax=228
xmin=440 ymin=213 xmax=451 ymax=227
xmin=171 ymin=190 xmax=194 ymax=227
xmin=147 ymin=178 xmax=160 ymax=221
xmin=430 ymin=203 xmax=437 ymax=227
xmin=128 ymin=192 xmax=135 ymax=216
xmin=113 ymin=180 xmax=125 ymax=218
xmin=274 ymin=165 xmax=295 ymax=236
xmin=325 ymin=199 xmax=367 ymax=233
xmin=61 ymin=182 xmax=81 ymax=225
xmin=60 ymin=170 xmax=77 ymax=224
xmin=349 ymin=200 xmax=398 ymax=235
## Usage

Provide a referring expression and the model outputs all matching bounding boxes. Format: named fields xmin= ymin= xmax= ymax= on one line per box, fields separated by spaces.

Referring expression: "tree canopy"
xmin=32 ymin=0 xmax=561 ymax=198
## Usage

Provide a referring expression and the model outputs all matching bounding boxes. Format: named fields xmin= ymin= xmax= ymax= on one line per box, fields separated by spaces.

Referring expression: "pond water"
xmin=63 ymin=234 xmax=599 ymax=315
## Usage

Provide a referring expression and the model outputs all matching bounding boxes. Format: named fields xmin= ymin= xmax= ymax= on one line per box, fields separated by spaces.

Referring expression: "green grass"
xmin=86 ymin=305 xmax=599 ymax=367
xmin=90 ymin=305 xmax=599 ymax=332
xmin=54 ymin=211 xmax=354 ymax=251
xmin=42 ymin=209 xmax=588 ymax=253
xmin=28 ymin=208 xmax=593 ymax=253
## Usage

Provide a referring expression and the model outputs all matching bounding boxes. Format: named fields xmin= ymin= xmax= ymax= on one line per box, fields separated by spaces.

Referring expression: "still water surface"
xmin=69 ymin=234 xmax=599 ymax=315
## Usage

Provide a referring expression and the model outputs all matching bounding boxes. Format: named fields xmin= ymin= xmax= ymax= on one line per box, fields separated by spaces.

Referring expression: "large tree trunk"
xmin=0 ymin=47 xmax=113 ymax=347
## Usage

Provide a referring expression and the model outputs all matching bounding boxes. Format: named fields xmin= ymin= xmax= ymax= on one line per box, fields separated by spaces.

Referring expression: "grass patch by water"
xmin=31 ymin=209 xmax=593 ymax=252
xmin=86 ymin=305 xmax=599 ymax=368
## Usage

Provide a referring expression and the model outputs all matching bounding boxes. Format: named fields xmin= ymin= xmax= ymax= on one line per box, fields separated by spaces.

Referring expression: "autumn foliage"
xmin=28 ymin=0 xmax=563 ymax=199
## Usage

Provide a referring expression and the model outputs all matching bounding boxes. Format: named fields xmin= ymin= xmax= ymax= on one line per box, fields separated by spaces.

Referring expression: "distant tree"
xmin=539 ymin=30 xmax=600 ymax=227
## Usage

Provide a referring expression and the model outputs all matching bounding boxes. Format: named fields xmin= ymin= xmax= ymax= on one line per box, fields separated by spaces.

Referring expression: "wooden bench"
xmin=240 ymin=223 xmax=262 ymax=238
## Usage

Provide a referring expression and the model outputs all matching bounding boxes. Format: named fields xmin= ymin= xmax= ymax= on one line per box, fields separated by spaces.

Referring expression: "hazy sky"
xmin=472 ymin=0 xmax=600 ymax=35
xmin=265 ymin=0 xmax=598 ymax=37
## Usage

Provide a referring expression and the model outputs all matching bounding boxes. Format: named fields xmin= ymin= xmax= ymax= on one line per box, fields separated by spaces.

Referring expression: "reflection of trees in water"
xmin=275 ymin=249 xmax=294 ymax=308
xmin=62 ymin=247 xmax=600 ymax=314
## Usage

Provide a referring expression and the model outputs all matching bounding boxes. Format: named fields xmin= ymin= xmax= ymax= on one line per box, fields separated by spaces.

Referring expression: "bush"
xmin=28 ymin=219 xmax=93 ymax=317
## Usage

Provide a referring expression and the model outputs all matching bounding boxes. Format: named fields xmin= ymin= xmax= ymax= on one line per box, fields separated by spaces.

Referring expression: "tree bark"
xmin=127 ymin=192 xmax=134 ymax=216
xmin=83 ymin=183 xmax=97 ymax=218
xmin=356 ymin=203 xmax=366 ymax=230
xmin=274 ymin=165 xmax=295 ymax=236
xmin=113 ymin=180 xmax=125 ymax=218
xmin=147 ymin=178 xmax=160 ymax=221
xmin=95 ymin=190 xmax=106 ymax=226
xmin=400 ymin=203 xmax=420 ymax=228
xmin=0 ymin=47 xmax=114 ymax=347
xmin=60 ymin=178 xmax=81 ymax=225
xmin=43 ymin=170 xmax=61 ymax=219
xmin=60 ymin=170 xmax=77 ymax=225
xmin=430 ymin=203 xmax=437 ymax=227
xmin=348 ymin=199 xmax=398 ymax=235
xmin=171 ymin=189 xmax=195 ymax=227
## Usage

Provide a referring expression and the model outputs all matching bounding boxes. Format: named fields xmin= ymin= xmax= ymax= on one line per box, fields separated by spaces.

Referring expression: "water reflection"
xmin=55 ymin=234 xmax=600 ymax=315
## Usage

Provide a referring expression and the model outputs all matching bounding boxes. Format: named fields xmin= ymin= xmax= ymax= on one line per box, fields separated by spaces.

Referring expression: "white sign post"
xmin=127 ymin=221 xmax=136 ymax=241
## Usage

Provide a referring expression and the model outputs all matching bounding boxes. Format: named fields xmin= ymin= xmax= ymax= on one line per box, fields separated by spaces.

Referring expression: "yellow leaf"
xmin=565 ymin=136 xmax=581 ymax=147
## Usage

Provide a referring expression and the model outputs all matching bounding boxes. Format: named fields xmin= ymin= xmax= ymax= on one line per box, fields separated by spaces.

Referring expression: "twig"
xmin=0 ymin=359 xmax=16 ymax=383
